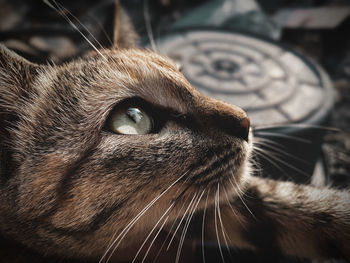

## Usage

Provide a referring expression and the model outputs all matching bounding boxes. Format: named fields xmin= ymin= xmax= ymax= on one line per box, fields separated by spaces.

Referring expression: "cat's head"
xmin=0 ymin=13 xmax=251 ymax=262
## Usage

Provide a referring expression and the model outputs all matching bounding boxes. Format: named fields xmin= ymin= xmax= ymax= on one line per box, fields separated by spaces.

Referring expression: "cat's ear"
xmin=0 ymin=45 xmax=42 ymax=177
xmin=112 ymin=0 xmax=138 ymax=49
xmin=0 ymin=44 xmax=41 ymax=111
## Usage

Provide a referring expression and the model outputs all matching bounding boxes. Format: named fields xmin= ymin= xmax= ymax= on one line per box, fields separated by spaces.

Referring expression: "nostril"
xmin=216 ymin=114 xmax=250 ymax=142
xmin=238 ymin=116 xmax=250 ymax=142
xmin=212 ymin=113 xmax=250 ymax=141
xmin=202 ymin=100 xmax=250 ymax=141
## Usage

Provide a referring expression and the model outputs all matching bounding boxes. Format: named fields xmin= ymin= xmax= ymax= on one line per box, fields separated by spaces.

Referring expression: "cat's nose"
xmin=218 ymin=108 xmax=250 ymax=142
xmin=216 ymin=114 xmax=250 ymax=142
xmin=237 ymin=116 xmax=250 ymax=142
xmin=198 ymin=97 xmax=251 ymax=141
xmin=212 ymin=112 xmax=250 ymax=142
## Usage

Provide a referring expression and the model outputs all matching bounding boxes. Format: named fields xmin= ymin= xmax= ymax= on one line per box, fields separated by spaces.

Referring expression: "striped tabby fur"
xmin=0 ymin=3 xmax=349 ymax=263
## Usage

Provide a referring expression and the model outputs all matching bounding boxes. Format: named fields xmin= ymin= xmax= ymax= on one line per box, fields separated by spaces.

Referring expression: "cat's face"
xmin=0 ymin=46 xmax=251 ymax=260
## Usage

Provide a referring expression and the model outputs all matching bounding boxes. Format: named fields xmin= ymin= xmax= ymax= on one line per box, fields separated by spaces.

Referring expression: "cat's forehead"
xmin=50 ymin=48 xmax=200 ymax=113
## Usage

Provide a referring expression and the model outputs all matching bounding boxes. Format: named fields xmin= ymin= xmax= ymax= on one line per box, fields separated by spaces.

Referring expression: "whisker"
xmin=255 ymin=140 xmax=310 ymax=165
xmin=254 ymin=123 xmax=340 ymax=132
xmin=141 ymin=215 xmax=170 ymax=263
xmin=254 ymin=146 xmax=311 ymax=178
xmin=151 ymin=194 xmax=191 ymax=263
xmin=217 ymin=184 xmax=233 ymax=258
xmin=231 ymin=172 xmax=246 ymax=198
xmin=253 ymin=146 xmax=292 ymax=180
xmin=166 ymin=193 xmax=198 ymax=250
xmin=223 ymin=187 xmax=246 ymax=229
xmin=215 ymin=185 xmax=225 ymax=263
xmin=253 ymin=131 xmax=312 ymax=144
xmin=54 ymin=1 xmax=106 ymax=50
xmin=228 ymin=177 xmax=255 ymax=219
xmin=144 ymin=0 xmax=157 ymax=51
xmin=43 ymin=0 xmax=107 ymax=60
xmin=248 ymin=153 xmax=264 ymax=177
xmin=175 ymin=190 xmax=205 ymax=263
xmin=132 ymin=204 xmax=174 ymax=263
xmin=202 ymin=190 xmax=210 ymax=263
xmin=173 ymin=175 xmax=191 ymax=197
xmin=100 ymin=169 xmax=189 ymax=263
xmin=254 ymin=137 xmax=301 ymax=172
xmin=254 ymin=137 xmax=289 ymax=151
xmin=86 ymin=12 xmax=114 ymax=48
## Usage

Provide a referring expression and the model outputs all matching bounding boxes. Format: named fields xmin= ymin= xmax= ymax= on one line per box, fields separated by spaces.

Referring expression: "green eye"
xmin=110 ymin=107 xmax=152 ymax=135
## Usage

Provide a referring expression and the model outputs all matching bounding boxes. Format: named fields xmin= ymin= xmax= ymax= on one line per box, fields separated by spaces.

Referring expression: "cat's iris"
xmin=110 ymin=107 xmax=152 ymax=135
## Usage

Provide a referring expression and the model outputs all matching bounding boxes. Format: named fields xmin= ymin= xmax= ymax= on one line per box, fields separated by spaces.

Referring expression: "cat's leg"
xmin=205 ymin=175 xmax=350 ymax=260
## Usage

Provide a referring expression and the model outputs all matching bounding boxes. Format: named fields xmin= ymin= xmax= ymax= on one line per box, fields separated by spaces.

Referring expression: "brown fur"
xmin=0 ymin=43 xmax=249 ymax=261
xmin=206 ymin=176 xmax=350 ymax=259
xmin=0 ymin=3 xmax=349 ymax=263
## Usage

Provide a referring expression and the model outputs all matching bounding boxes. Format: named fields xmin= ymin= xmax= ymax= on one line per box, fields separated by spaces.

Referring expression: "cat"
xmin=0 ymin=2 xmax=349 ymax=263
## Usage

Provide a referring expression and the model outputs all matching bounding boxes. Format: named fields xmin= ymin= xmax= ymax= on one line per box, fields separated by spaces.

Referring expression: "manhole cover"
xmin=154 ymin=28 xmax=333 ymax=128
xmin=152 ymin=28 xmax=334 ymax=183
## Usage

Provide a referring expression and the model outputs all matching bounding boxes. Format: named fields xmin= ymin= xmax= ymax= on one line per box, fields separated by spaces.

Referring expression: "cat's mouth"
xmin=175 ymin=133 xmax=252 ymax=202
xmin=189 ymin=148 xmax=243 ymax=187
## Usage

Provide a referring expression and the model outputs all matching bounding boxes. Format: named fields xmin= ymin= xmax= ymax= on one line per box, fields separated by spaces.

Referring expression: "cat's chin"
xmin=164 ymin=134 xmax=253 ymax=219
xmin=204 ymin=132 xmax=253 ymax=208
xmin=206 ymin=131 xmax=253 ymax=194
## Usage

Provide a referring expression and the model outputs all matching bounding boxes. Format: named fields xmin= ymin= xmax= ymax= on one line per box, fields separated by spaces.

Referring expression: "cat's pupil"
xmin=109 ymin=105 xmax=152 ymax=135
xmin=127 ymin=108 xmax=142 ymax=123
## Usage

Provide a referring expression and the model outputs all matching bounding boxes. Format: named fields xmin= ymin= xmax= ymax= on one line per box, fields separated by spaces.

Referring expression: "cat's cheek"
xmin=16 ymin=154 xmax=67 ymax=218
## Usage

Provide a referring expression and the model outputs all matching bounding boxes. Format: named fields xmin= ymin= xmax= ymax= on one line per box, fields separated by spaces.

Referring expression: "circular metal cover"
xmin=154 ymin=28 xmax=333 ymax=128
